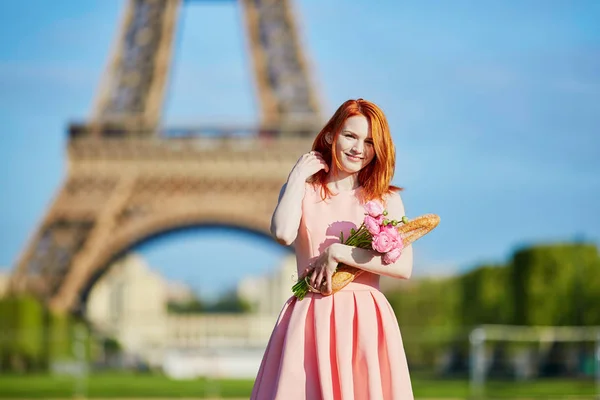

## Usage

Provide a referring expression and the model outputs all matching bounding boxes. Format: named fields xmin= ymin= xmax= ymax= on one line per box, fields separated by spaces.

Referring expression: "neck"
xmin=326 ymin=170 xmax=360 ymax=192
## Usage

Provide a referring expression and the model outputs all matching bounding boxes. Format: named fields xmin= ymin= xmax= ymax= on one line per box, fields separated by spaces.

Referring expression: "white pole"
xmin=595 ymin=332 xmax=600 ymax=399
xmin=470 ymin=327 xmax=486 ymax=398
xmin=205 ymin=348 xmax=221 ymax=399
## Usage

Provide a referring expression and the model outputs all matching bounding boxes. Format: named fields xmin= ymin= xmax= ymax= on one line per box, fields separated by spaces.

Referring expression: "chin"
xmin=340 ymin=164 xmax=364 ymax=175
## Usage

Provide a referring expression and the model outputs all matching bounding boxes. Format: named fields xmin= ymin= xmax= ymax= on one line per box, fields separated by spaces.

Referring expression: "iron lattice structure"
xmin=9 ymin=0 xmax=320 ymax=313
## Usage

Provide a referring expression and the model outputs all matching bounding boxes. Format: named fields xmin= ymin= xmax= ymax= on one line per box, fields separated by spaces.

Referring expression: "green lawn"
xmin=0 ymin=373 xmax=251 ymax=399
xmin=0 ymin=372 xmax=596 ymax=399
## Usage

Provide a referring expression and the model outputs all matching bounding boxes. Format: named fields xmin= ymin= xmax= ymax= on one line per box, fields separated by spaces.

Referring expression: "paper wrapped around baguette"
xmin=317 ymin=213 xmax=440 ymax=295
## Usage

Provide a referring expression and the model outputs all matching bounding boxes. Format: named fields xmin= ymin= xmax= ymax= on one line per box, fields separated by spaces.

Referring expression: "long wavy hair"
xmin=308 ymin=98 xmax=402 ymax=201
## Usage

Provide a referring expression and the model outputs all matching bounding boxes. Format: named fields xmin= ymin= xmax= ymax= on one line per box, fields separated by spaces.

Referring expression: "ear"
xmin=325 ymin=132 xmax=333 ymax=144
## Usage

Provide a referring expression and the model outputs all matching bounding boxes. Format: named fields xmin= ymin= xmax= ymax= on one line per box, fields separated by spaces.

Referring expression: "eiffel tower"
xmin=9 ymin=0 xmax=321 ymax=314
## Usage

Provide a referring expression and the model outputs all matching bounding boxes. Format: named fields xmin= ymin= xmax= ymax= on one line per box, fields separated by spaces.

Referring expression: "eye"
xmin=365 ymin=140 xmax=374 ymax=146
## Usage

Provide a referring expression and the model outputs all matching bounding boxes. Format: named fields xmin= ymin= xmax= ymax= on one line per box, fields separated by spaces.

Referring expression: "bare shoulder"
xmin=384 ymin=191 xmax=406 ymax=217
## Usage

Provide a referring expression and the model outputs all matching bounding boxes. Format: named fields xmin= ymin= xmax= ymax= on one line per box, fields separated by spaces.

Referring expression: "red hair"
xmin=308 ymin=98 xmax=402 ymax=201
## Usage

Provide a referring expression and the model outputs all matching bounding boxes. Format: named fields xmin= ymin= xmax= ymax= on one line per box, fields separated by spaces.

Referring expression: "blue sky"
xmin=1 ymin=1 xmax=599 ymax=299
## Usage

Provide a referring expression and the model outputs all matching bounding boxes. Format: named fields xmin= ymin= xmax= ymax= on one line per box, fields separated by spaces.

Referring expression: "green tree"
xmin=0 ymin=295 xmax=45 ymax=372
xmin=460 ymin=264 xmax=513 ymax=326
xmin=579 ymin=247 xmax=600 ymax=325
xmin=387 ymin=277 xmax=462 ymax=367
xmin=511 ymin=243 xmax=598 ymax=325
xmin=205 ymin=290 xmax=253 ymax=313
xmin=46 ymin=311 xmax=73 ymax=362
xmin=167 ymin=298 xmax=205 ymax=314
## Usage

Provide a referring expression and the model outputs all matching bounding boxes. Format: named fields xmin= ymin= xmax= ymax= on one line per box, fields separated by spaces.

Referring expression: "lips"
xmin=345 ymin=153 xmax=363 ymax=162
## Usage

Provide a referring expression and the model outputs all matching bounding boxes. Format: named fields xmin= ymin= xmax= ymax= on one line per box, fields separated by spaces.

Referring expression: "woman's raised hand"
xmin=289 ymin=151 xmax=329 ymax=183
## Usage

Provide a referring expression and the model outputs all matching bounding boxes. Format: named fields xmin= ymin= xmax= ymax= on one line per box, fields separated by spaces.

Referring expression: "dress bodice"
xmin=294 ymin=183 xmax=381 ymax=290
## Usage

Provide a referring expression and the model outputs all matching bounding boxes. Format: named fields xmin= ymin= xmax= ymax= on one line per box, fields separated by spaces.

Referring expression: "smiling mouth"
xmin=345 ymin=153 xmax=363 ymax=161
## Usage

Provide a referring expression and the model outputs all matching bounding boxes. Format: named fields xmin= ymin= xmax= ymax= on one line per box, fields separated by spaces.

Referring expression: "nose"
xmin=352 ymin=140 xmax=365 ymax=154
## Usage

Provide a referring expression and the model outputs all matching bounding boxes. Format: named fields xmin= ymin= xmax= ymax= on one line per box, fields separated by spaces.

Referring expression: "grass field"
xmin=0 ymin=372 xmax=597 ymax=399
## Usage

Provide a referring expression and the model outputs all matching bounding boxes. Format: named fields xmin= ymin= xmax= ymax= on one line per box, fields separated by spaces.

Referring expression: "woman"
xmin=251 ymin=99 xmax=414 ymax=399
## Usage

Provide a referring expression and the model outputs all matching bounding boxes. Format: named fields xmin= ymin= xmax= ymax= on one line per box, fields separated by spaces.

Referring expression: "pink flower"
xmin=364 ymin=215 xmax=381 ymax=235
xmin=381 ymin=224 xmax=400 ymax=240
xmin=372 ymin=230 xmax=397 ymax=253
xmin=383 ymin=247 xmax=403 ymax=264
xmin=364 ymin=200 xmax=385 ymax=218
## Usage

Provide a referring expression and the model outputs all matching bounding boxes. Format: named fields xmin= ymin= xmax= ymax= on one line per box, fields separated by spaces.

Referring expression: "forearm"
xmin=270 ymin=174 xmax=306 ymax=245
xmin=333 ymin=243 xmax=413 ymax=279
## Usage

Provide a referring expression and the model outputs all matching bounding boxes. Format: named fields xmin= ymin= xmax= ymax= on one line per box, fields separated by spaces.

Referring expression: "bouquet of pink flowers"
xmin=292 ymin=200 xmax=414 ymax=300
xmin=362 ymin=200 xmax=409 ymax=264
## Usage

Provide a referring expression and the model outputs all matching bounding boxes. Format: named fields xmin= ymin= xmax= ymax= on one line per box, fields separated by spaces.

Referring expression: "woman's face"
xmin=333 ymin=115 xmax=375 ymax=175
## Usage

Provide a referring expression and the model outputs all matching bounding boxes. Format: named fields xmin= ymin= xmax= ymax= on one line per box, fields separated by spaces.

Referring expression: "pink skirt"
xmin=250 ymin=276 xmax=414 ymax=400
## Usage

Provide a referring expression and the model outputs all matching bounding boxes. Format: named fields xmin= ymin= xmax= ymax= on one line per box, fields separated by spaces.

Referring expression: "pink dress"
xmin=251 ymin=184 xmax=414 ymax=400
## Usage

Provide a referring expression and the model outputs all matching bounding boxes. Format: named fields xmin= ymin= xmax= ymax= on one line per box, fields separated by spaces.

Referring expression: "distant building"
xmin=86 ymin=253 xmax=169 ymax=367
xmin=237 ymin=254 xmax=296 ymax=315
xmin=84 ymin=252 xmax=294 ymax=377
xmin=165 ymin=280 xmax=197 ymax=304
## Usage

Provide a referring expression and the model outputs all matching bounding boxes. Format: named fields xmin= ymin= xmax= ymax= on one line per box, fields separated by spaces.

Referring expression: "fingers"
xmin=310 ymin=267 xmax=325 ymax=290
xmin=309 ymin=269 xmax=318 ymax=287
xmin=306 ymin=153 xmax=329 ymax=173
xmin=307 ymin=151 xmax=325 ymax=162
xmin=304 ymin=151 xmax=319 ymax=159
xmin=306 ymin=263 xmax=334 ymax=296
xmin=307 ymin=152 xmax=324 ymax=164
xmin=312 ymin=152 xmax=324 ymax=161
xmin=311 ymin=153 xmax=329 ymax=171
xmin=301 ymin=151 xmax=324 ymax=164
xmin=309 ymin=160 xmax=329 ymax=173
xmin=315 ymin=269 xmax=324 ymax=290
xmin=324 ymin=272 xmax=333 ymax=295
